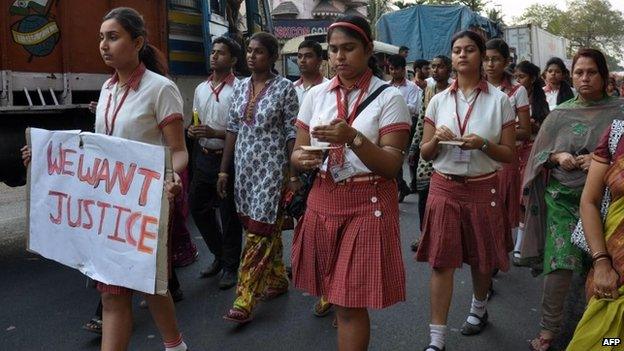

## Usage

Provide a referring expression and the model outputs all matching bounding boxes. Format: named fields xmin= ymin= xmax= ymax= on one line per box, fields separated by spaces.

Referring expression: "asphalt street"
xmin=0 ymin=182 xmax=584 ymax=351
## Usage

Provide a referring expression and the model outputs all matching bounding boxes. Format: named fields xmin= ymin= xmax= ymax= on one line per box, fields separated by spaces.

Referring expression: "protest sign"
xmin=26 ymin=128 xmax=170 ymax=295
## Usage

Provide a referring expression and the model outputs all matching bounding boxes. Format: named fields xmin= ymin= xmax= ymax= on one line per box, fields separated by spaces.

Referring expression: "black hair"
xmin=572 ymin=48 xmax=610 ymax=93
xmin=544 ymin=57 xmax=574 ymax=104
xmin=485 ymin=38 xmax=513 ymax=82
xmin=327 ymin=15 xmax=383 ymax=78
xmin=516 ymin=60 xmax=550 ymax=123
xmin=399 ymin=46 xmax=409 ymax=52
xmin=388 ymin=54 xmax=406 ymax=69
xmin=413 ymin=59 xmax=430 ymax=71
xmin=103 ymin=7 xmax=168 ymax=76
xmin=451 ymin=30 xmax=486 ymax=54
xmin=249 ymin=32 xmax=279 ymax=74
xmin=213 ymin=36 xmax=242 ymax=60
xmin=432 ymin=55 xmax=451 ymax=69
xmin=485 ymin=38 xmax=510 ymax=59
xmin=298 ymin=40 xmax=323 ymax=59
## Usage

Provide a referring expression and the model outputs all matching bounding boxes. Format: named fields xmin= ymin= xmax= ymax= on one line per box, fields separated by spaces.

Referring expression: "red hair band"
xmin=328 ymin=22 xmax=371 ymax=44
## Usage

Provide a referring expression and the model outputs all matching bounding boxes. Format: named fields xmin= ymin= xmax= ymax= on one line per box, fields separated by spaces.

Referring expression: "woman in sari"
xmin=522 ymin=48 xmax=621 ymax=351
xmin=567 ymin=108 xmax=624 ymax=351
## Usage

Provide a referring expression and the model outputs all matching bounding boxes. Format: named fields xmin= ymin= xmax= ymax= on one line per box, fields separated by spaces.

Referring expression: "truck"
xmin=375 ymin=4 xmax=503 ymax=62
xmin=0 ymin=0 xmax=272 ymax=187
xmin=504 ymin=24 xmax=570 ymax=70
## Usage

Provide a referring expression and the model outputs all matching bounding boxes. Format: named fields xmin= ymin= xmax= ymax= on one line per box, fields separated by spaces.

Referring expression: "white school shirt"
xmin=496 ymin=79 xmax=530 ymax=114
xmin=296 ymin=70 xmax=411 ymax=175
xmin=388 ymin=78 xmax=422 ymax=116
xmin=192 ymin=73 xmax=237 ymax=149
xmin=424 ymin=79 xmax=515 ymax=177
xmin=294 ymin=76 xmax=329 ymax=104
xmin=427 ymin=76 xmax=454 ymax=88
xmin=544 ymin=84 xmax=577 ymax=111
xmin=95 ymin=64 xmax=184 ymax=146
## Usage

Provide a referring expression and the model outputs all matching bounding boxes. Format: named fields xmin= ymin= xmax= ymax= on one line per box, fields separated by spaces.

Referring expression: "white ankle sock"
xmin=164 ymin=335 xmax=187 ymax=351
xmin=514 ymin=227 xmax=525 ymax=255
xmin=429 ymin=324 xmax=447 ymax=350
xmin=467 ymin=295 xmax=487 ymax=325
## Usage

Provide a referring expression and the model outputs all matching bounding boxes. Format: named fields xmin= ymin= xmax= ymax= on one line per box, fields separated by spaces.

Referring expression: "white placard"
xmin=27 ymin=128 xmax=169 ymax=294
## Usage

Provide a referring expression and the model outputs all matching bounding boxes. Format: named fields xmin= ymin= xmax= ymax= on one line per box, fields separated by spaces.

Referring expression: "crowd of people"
xmin=19 ymin=6 xmax=624 ymax=351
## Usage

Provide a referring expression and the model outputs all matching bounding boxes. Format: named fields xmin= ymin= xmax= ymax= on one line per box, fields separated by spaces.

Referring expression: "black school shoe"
xmin=423 ymin=346 xmax=445 ymax=351
xmin=461 ymin=311 xmax=488 ymax=335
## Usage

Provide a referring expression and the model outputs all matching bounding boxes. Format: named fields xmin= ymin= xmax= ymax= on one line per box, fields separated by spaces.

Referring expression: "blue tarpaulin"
xmin=376 ymin=5 xmax=503 ymax=61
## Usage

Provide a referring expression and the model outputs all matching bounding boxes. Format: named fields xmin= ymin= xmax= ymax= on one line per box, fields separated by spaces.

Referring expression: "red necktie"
xmin=328 ymin=87 xmax=351 ymax=168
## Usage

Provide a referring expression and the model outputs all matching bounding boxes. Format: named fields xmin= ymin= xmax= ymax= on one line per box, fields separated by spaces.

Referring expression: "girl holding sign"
xmin=290 ymin=15 xmax=410 ymax=350
xmin=22 ymin=7 xmax=188 ymax=350
xmin=96 ymin=7 xmax=190 ymax=351
xmin=416 ymin=31 xmax=516 ymax=351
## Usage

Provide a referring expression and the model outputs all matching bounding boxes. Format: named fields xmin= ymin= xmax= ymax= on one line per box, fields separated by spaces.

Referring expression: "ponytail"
xmin=368 ymin=56 xmax=384 ymax=79
xmin=516 ymin=60 xmax=549 ymax=124
xmin=140 ymin=44 xmax=168 ymax=76
xmin=557 ymin=80 xmax=574 ymax=105
xmin=104 ymin=7 xmax=168 ymax=77
xmin=531 ymin=77 xmax=550 ymax=124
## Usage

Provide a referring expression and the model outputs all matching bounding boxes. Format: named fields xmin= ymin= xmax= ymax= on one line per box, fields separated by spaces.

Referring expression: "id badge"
xmin=452 ymin=147 xmax=471 ymax=163
xmin=330 ymin=162 xmax=357 ymax=182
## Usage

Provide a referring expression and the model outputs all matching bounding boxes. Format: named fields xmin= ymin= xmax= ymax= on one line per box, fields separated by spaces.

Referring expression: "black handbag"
xmin=284 ymin=84 xmax=391 ymax=219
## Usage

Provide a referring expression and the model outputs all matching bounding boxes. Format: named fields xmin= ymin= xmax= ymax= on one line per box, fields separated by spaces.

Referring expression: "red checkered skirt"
xmin=416 ymin=173 xmax=510 ymax=274
xmin=517 ymin=141 xmax=534 ymax=203
xmin=497 ymin=158 xmax=521 ymax=229
xmin=291 ymin=177 xmax=406 ymax=309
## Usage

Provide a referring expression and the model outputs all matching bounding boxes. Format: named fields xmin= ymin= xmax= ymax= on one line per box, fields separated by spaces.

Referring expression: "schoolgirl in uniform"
xmin=291 ymin=15 xmax=410 ymax=351
xmin=95 ymin=8 xmax=188 ymax=351
xmin=483 ymin=38 xmax=531 ymax=261
xmin=416 ymin=31 xmax=516 ymax=351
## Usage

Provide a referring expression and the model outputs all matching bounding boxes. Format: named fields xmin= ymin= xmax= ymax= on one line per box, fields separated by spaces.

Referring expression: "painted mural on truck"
xmin=10 ymin=0 xmax=60 ymax=61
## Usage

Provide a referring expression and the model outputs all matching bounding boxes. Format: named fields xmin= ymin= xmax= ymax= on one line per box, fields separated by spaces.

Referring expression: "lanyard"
xmin=454 ymin=90 xmax=481 ymax=136
xmin=210 ymin=80 xmax=227 ymax=102
xmin=104 ymin=85 xmax=131 ymax=135
xmin=335 ymin=86 xmax=367 ymax=125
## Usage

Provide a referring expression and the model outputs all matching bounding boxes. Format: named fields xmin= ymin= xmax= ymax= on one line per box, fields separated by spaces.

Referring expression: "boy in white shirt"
xmin=187 ymin=37 xmax=243 ymax=290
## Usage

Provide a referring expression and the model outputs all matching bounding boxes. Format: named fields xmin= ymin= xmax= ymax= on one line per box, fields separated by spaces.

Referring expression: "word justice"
xmin=46 ymin=141 xmax=161 ymax=206
xmin=48 ymin=190 xmax=159 ymax=255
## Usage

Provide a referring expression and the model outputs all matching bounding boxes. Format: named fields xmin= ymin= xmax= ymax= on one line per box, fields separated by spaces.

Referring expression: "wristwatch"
xmin=349 ymin=131 xmax=364 ymax=149
xmin=480 ymin=138 xmax=489 ymax=152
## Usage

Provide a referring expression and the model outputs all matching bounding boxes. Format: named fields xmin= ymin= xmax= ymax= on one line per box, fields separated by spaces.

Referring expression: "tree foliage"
xmin=514 ymin=0 xmax=624 ymax=71
xmin=486 ymin=7 xmax=504 ymax=26
xmin=368 ymin=0 xmax=393 ymax=36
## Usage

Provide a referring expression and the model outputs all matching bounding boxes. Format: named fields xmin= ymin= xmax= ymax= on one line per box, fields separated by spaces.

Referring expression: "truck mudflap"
xmin=0 ymin=108 xmax=94 ymax=187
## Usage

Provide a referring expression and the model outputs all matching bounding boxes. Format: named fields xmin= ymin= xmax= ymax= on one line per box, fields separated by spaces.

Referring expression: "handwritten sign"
xmin=26 ymin=128 xmax=170 ymax=295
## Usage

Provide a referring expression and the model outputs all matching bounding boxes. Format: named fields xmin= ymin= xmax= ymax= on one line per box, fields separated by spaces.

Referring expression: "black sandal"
xmin=460 ymin=311 xmax=488 ymax=335
xmin=423 ymin=345 xmax=445 ymax=351
xmin=82 ymin=317 xmax=102 ymax=335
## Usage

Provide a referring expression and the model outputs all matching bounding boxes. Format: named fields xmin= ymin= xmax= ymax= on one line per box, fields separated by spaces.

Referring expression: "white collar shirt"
xmin=297 ymin=70 xmax=411 ymax=175
xmin=424 ymin=80 xmax=515 ymax=176
xmin=95 ymin=64 xmax=184 ymax=146
xmin=388 ymin=78 xmax=422 ymax=116
xmin=294 ymin=76 xmax=329 ymax=104
xmin=192 ymin=73 xmax=237 ymax=149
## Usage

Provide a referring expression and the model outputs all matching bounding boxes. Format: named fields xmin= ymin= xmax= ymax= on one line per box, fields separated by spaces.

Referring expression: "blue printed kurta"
xmin=227 ymin=76 xmax=298 ymax=235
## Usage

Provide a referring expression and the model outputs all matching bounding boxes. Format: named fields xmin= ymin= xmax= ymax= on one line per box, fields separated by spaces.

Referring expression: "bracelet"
xmin=593 ymin=256 xmax=612 ymax=267
xmin=289 ymin=176 xmax=300 ymax=183
xmin=591 ymin=250 xmax=609 ymax=259
xmin=383 ymin=145 xmax=406 ymax=155
xmin=218 ymin=172 xmax=229 ymax=178
xmin=592 ymin=252 xmax=611 ymax=263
